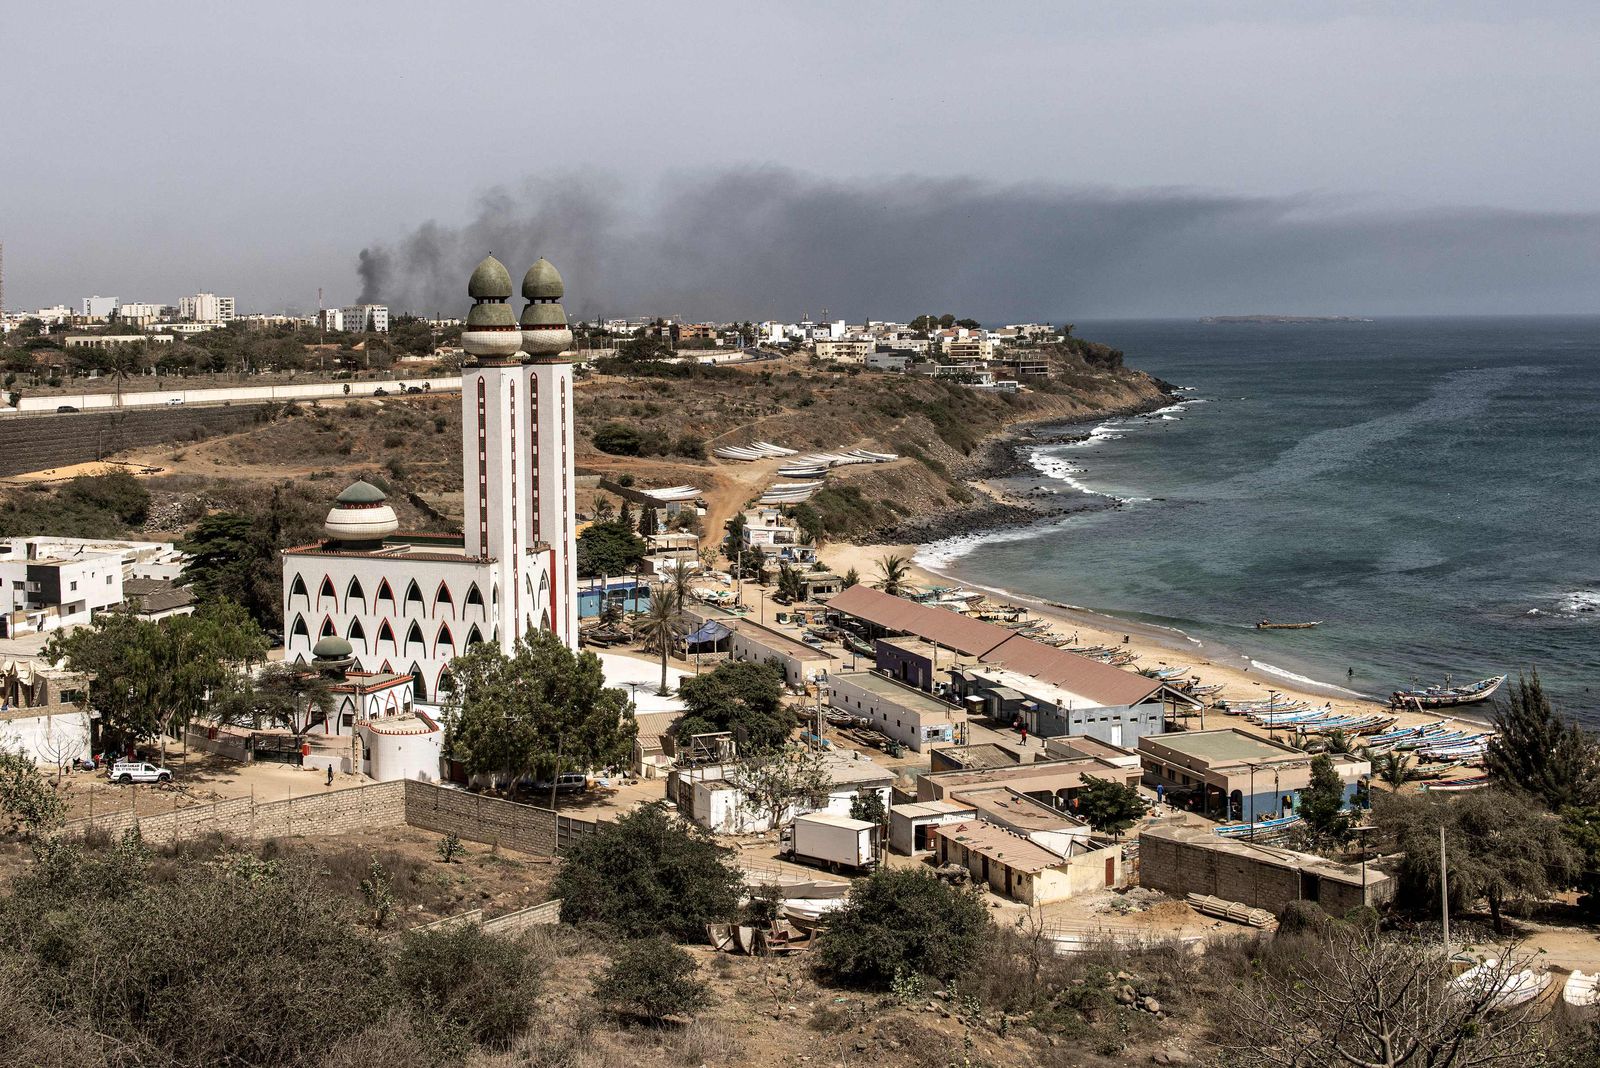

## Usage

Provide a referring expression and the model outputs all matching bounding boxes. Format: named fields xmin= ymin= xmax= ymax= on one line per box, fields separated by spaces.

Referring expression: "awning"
xmin=684 ymin=620 xmax=732 ymax=645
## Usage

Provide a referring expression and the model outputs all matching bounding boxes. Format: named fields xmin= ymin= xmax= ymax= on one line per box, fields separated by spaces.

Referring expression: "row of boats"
xmin=1453 ymin=959 xmax=1600 ymax=1010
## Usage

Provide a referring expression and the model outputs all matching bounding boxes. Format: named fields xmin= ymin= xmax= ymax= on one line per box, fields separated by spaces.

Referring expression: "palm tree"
xmin=666 ymin=558 xmax=695 ymax=611
xmin=1369 ymin=750 xmax=1416 ymax=790
xmin=1315 ymin=729 xmax=1356 ymax=756
xmin=842 ymin=566 xmax=860 ymax=588
xmin=873 ymin=553 xmax=912 ymax=596
xmin=633 ymin=583 xmax=687 ymax=696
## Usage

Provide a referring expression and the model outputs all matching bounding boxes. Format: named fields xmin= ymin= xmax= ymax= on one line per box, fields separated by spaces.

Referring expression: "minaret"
xmin=521 ymin=257 xmax=578 ymax=648
xmin=460 ymin=255 xmax=537 ymax=649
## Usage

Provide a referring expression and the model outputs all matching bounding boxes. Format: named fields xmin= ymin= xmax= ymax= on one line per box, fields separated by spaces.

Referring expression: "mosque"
xmin=280 ymin=254 xmax=579 ymax=733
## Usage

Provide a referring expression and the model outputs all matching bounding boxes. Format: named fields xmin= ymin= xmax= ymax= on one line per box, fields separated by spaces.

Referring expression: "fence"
xmin=63 ymin=777 xmax=600 ymax=858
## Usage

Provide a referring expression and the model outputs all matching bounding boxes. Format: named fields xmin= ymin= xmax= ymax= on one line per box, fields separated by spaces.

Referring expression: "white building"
xmin=685 ymin=750 xmax=895 ymax=835
xmin=283 ymin=256 xmax=577 ymax=709
xmin=813 ymin=337 xmax=874 ymax=363
xmin=81 ymin=295 xmax=118 ymax=318
xmin=178 ymin=293 xmax=236 ymax=322
xmin=0 ymin=537 xmax=186 ymax=638
xmin=115 ymin=301 xmax=166 ymax=326
xmin=341 ymin=304 xmax=389 ymax=332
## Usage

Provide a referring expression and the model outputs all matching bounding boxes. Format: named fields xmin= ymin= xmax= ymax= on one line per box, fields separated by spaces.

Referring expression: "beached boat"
xmin=1214 ymin=814 xmax=1301 ymax=838
xmin=1255 ymin=620 xmax=1322 ymax=630
xmin=1389 ymin=674 xmax=1506 ymax=709
xmin=1452 ymin=960 xmax=1550 ymax=1009
xmin=1564 ymin=970 xmax=1599 ymax=1008
xmin=1422 ymin=775 xmax=1490 ymax=792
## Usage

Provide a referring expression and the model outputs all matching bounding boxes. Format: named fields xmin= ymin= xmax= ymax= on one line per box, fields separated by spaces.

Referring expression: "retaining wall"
xmin=0 ymin=404 xmax=277 ymax=477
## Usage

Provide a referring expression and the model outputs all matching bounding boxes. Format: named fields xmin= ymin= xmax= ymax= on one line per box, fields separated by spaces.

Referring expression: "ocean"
xmin=920 ymin=317 xmax=1600 ymax=717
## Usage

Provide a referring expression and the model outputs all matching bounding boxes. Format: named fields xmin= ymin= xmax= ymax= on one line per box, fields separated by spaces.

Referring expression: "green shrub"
xmin=593 ymin=422 xmax=642 ymax=455
xmin=394 ymin=925 xmax=542 ymax=1046
xmin=817 ymin=868 xmax=992 ymax=989
xmin=594 ymin=937 xmax=710 ymax=1022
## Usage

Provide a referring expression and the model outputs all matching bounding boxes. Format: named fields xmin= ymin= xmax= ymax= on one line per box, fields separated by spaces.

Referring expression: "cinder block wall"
xmin=1139 ymin=830 xmax=1301 ymax=909
xmin=0 ymin=404 xmax=276 ymax=477
xmin=402 ymin=779 xmax=558 ymax=855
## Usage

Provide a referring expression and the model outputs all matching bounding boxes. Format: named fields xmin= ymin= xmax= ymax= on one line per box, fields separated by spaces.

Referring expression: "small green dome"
xmin=336 ymin=480 xmax=387 ymax=504
xmin=466 ymin=302 xmax=518 ymax=328
xmin=468 ymin=255 xmax=513 ymax=300
xmin=520 ymin=301 xmax=568 ymax=328
xmin=312 ymin=636 xmax=353 ymax=659
xmin=522 ymin=258 xmax=564 ymax=300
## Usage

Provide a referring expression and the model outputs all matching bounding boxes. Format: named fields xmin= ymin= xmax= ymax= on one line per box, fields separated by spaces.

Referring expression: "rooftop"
xmin=891 ymin=799 xmax=977 ymax=820
xmin=956 ymin=787 xmax=1087 ymax=834
xmin=922 ymin=756 xmax=1135 ymax=798
xmin=1142 ymin=822 xmax=1389 ymax=891
xmin=931 ymin=743 xmax=1021 ymax=771
xmin=1140 ymin=728 xmax=1306 ymax=768
xmin=832 ymin=670 xmax=961 ymax=716
xmin=934 ymin=820 xmax=1067 ymax=874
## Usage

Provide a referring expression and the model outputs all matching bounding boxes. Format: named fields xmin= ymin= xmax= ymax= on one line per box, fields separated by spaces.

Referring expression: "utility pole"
xmin=1440 ymin=823 xmax=1451 ymax=949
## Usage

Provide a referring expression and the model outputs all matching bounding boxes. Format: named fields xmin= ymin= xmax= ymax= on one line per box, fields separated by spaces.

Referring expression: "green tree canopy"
xmin=817 ymin=868 xmax=992 ymax=989
xmin=594 ymin=937 xmax=710 ymax=1023
xmin=1073 ymin=775 xmax=1146 ymax=835
xmin=553 ymin=803 xmax=741 ymax=939
xmin=676 ymin=660 xmax=789 ymax=752
xmin=443 ymin=627 xmax=636 ymax=786
xmin=45 ymin=598 xmax=268 ymax=756
xmin=1374 ymin=787 xmax=1580 ymax=933
xmin=575 ymin=519 xmax=647 ymax=577
xmin=1485 ymin=671 xmax=1600 ymax=810
xmin=1298 ymin=753 xmax=1356 ymax=844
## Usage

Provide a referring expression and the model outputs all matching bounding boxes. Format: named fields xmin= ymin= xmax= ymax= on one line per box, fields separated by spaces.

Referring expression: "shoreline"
xmin=820 ymin=394 xmax=1498 ymax=741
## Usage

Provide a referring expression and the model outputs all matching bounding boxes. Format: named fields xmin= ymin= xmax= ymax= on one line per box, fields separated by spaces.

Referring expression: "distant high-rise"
xmin=81 ymin=295 xmax=118 ymax=318
xmin=178 ymin=292 xmax=235 ymax=322
xmin=341 ymin=303 xmax=389 ymax=333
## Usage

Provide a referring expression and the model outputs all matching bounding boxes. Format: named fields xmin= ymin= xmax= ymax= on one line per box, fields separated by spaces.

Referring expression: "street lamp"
xmin=1246 ymin=762 xmax=1258 ymax=837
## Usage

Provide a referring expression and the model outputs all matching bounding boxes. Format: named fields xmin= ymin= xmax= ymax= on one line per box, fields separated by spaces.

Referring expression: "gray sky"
xmin=3 ymin=1 xmax=1598 ymax=318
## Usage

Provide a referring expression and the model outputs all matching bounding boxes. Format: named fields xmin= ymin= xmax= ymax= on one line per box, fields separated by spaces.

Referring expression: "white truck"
xmin=783 ymin=813 xmax=877 ymax=872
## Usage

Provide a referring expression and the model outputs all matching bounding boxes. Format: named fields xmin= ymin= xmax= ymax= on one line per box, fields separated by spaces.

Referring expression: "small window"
xmin=106 ymin=575 xmax=113 ymax=584
xmin=70 ymin=581 xmax=77 ymax=591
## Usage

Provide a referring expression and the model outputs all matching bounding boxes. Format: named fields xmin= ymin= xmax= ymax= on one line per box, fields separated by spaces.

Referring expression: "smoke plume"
xmin=354 ymin=169 xmax=1600 ymax=320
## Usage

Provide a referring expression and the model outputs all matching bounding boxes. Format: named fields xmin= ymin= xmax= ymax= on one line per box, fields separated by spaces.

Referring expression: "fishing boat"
xmin=1451 ymin=960 xmax=1550 ymax=1009
xmin=1214 ymin=814 xmax=1301 ymax=838
xmin=1388 ymin=674 xmax=1506 ymax=709
xmin=1186 ymin=683 xmax=1225 ymax=697
xmin=1255 ymin=619 xmax=1322 ymax=630
xmin=1422 ymin=775 xmax=1490 ymax=792
xmin=1564 ymin=970 xmax=1599 ymax=1007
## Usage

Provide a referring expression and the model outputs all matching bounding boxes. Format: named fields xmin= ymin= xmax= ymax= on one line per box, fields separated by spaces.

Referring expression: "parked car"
xmin=403 ymin=385 xmax=423 ymax=394
xmin=166 ymin=397 xmax=183 ymax=406
xmin=532 ymin=772 xmax=588 ymax=794
xmin=109 ymin=761 xmax=172 ymax=784
xmin=372 ymin=387 xmax=389 ymax=397
xmin=56 ymin=405 xmax=79 ymax=413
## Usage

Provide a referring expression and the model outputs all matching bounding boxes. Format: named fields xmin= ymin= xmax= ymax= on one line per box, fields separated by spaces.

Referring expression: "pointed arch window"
xmin=376 ymin=578 xmax=397 ymax=611
xmin=318 ymin=576 xmax=337 ymax=602
xmin=408 ymin=662 xmax=428 ymax=702
xmin=290 ymin=614 xmax=309 ymax=640
xmin=436 ymin=665 xmax=456 ymax=700
xmin=376 ymin=620 xmax=397 ymax=649
xmin=347 ymin=618 xmax=367 ymax=644
xmin=539 ymin=609 xmax=550 ymax=633
xmin=346 ymin=576 xmax=366 ymax=610
xmin=465 ymin=583 xmax=485 ymax=613
xmin=405 ymin=621 xmax=425 ymax=648
xmin=465 ymin=624 xmax=484 ymax=647
xmin=435 ymin=623 xmax=455 ymax=657
xmin=404 ymin=580 xmax=425 ymax=613
xmin=289 ymin=574 xmax=309 ymax=602
xmin=319 ymin=617 xmax=336 ymax=639
xmin=434 ymin=582 xmax=455 ymax=617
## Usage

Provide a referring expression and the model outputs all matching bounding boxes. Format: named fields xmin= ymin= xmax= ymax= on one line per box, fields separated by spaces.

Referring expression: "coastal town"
xmin=0 ymin=252 xmax=1592 ymax=1068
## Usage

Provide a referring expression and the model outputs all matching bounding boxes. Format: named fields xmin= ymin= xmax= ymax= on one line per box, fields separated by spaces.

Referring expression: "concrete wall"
xmin=11 ymin=377 xmax=459 ymax=414
xmin=0 ymin=404 xmax=277 ymax=477
xmin=0 ymin=708 xmax=91 ymax=769
xmin=1139 ymin=826 xmax=1390 ymax=914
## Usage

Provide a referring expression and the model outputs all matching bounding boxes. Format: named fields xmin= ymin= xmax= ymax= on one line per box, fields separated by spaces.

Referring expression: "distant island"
xmin=1199 ymin=314 xmax=1374 ymax=324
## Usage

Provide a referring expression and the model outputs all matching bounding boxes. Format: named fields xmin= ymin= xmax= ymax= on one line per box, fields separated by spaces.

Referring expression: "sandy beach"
xmin=820 ymin=540 xmax=1487 ymax=743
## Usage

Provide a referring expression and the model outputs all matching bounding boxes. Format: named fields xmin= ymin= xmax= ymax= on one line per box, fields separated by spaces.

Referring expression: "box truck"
xmin=783 ymin=813 xmax=877 ymax=872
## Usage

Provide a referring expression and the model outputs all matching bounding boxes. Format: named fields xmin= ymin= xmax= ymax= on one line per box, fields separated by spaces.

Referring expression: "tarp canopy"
xmin=685 ymin=620 xmax=733 ymax=645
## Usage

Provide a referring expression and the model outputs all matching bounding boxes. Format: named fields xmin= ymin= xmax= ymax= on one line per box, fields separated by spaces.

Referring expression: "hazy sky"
xmin=3 ymin=1 xmax=1597 ymax=318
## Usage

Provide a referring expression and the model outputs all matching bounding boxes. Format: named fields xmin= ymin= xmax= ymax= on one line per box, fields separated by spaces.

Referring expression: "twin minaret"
xmin=460 ymin=255 xmax=578 ymax=650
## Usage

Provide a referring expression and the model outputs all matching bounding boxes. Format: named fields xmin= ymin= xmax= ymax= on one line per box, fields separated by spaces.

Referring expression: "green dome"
xmin=312 ymin=636 xmax=353 ymax=659
xmin=522 ymin=258 xmax=564 ymax=300
xmin=520 ymin=301 xmax=568 ymax=328
xmin=336 ymin=480 xmax=388 ymax=504
xmin=466 ymin=302 xmax=518 ymax=328
xmin=468 ymin=255 xmax=513 ymax=300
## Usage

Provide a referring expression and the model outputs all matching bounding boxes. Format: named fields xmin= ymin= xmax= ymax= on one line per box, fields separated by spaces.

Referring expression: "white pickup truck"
xmin=109 ymin=761 xmax=172 ymax=784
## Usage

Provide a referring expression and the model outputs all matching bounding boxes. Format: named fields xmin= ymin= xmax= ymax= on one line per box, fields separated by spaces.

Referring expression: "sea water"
xmin=922 ymin=317 xmax=1600 ymax=715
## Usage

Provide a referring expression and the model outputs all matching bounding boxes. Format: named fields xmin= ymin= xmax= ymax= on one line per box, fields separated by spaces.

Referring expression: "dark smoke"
xmin=355 ymin=169 xmax=1600 ymax=319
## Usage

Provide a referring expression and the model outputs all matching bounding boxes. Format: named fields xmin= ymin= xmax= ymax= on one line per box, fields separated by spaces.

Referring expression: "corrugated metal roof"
xmin=982 ymin=633 xmax=1159 ymax=708
xmin=829 ymin=585 xmax=1013 ymax=656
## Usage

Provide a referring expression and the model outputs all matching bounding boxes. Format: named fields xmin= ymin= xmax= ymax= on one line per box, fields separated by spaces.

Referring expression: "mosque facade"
xmin=281 ymin=255 xmax=578 ymax=717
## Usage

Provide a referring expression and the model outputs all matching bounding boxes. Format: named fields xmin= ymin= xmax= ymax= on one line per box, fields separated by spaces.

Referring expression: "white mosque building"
xmin=281 ymin=254 xmax=579 ymax=715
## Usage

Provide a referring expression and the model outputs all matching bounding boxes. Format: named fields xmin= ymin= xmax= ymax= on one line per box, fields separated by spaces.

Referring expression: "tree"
xmin=776 ymin=561 xmax=805 ymax=602
xmin=553 ymin=803 xmax=741 ymax=939
xmin=850 ymin=788 xmax=887 ymax=826
xmin=817 ymin=869 xmax=992 ymax=989
xmin=1073 ymin=775 xmax=1146 ymax=835
xmin=394 ymin=924 xmax=542 ymax=1046
xmin=676 ymin=660 xmax=789 ymax=752
xmin=594 ymin=938 xmax=710 ymax=1023
xmin=1299 ymin=754 xmax=1356 ymax=844
xmin=575 ymin=519 xmax=646 ymax=578
xmin=664 ymin=558 xmax=695 ymax=611
xmin=632 ymin=582 xmax=687 ymax=696
xmin=1485 ymin=671 xmax=1600 ymax=810
xmin=1370 ymin=750 xmax=1417 ymax=789
xmin=217 ymin=662 xmax=334 ymax=738
xmin=1375 ymin=788 xmax=1580 ymax=933
xmin=872 ymin=553 xmax=912 ymax=596
xmin=1224 ymin=925 xmax=1550 ymax=1068
xmin=842 ymin=566 xmax=860 ymax=588
xmin=443 ymin=628 xmax=636 ymax=788
xmin=0 ymin=749 xmax=66 ymax=837
xmin=45 ymin=598 xmax=268 ymax=759
xmin=180 ymin=492 xmax=311 ymax=630
xmin=727 ymin=746 xmax=832 ymax=832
